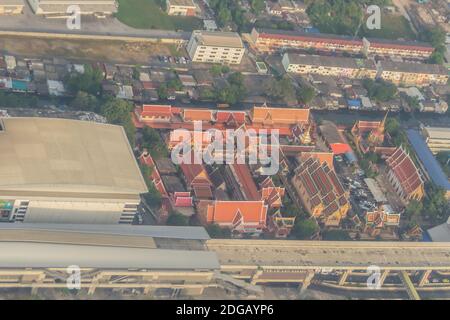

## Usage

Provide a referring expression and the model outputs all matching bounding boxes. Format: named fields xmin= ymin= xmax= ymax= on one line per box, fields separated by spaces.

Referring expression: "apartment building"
xmin=379 ymin=61 xmax=449 ymax=86
xmin=166 ymin=0 xmax=196 ymax=16
xmin=420 ymin=126 xmax=450 ymax=153
xmin=250 ymin=28 xmax=433 ymax=59
xmin=27 ymin=0 xmax=118 ymax=17
xmin=251 ymin=28 xmax=363 ymax=54
xmin=282 ymin=53 xmax=378 ymax=79
xmin=187 ymin=30 xmax=245 ymax=65
xmin=0 ymin=0 xmax=24 ymax=14
xmin=0 ymin=117 xmax=147 ymax=224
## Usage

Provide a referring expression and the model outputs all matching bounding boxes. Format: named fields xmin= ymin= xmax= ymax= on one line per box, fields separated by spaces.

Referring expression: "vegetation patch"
xmin=116 ymin=0 xmax=202 ymax=31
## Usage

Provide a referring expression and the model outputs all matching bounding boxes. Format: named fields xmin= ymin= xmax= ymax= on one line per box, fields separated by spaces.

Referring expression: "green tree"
xmin=141 ymin=126 xmax=168 ymax=159
xmin=297 ymin=85 xmax=316 ymax=104
xmin=404 ymin=199 xmax=423 ymax=221
xmin=100 ymin=97 xmax=135 ymax=146
xmin=167 ymin=211 xmax=189 ymax=226
xmin=65 ymin=64 xmax=103 ymax=96
xmin=250 ymin=0 xmax=265 ymax=13
xmin=69 ymin=91 xmax=99 ymax=112
xmin=265 ymin=76 xmax=296 ymax=102
xmin=290 ymin=219 xmax=318 ymax=240
xmin=322 ymin=229 xmax=352 ymax=241
xmin=206 ymin=224 xmax=232 ymax=238
xmin=157 ymin=84 xmax=168 ymax=100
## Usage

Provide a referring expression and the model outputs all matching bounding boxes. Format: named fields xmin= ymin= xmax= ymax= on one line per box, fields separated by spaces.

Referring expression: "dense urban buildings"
xmin=250 ymin=28 xmax=434 ymax=59
xmin=187 ymin=31 xmax=245 ymax=65
xmin=378 ymin=61 xmax=449 ymax=86
xmin=0 ymin=118 xmax=147 ymax=224
xmin=282 ymin=53 xmax=377 ymax=79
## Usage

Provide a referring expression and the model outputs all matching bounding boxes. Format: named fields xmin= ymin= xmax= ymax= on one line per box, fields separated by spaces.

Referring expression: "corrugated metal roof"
xmin=0 ymin=223 xmax=211 ymax=240
xmin=0 ymin=242 xmax=219 ymax=269
xmin=407 ymin=129 xmax=450 ymax=192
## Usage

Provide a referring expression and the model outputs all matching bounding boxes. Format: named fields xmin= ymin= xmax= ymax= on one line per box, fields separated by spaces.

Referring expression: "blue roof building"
xmin=407 ymin=129 xmax=450 ymax=197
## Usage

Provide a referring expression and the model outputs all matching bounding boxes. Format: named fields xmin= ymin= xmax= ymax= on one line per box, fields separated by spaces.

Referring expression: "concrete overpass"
xmin=1 ymin=225 xmax=450 ymax=299
xmin=207 ymin=239 xmax=450 ymax=298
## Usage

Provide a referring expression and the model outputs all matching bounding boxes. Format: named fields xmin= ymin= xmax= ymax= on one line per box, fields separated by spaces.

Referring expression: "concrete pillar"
xmin=250 ymin=270 xmax=263 ymax=285
xmin=31 ymin=286 xmax=39 ymax=295
xmin=300 ymin=270 xmax=315 ymax=294
xmin=379 ymin=270 xmax=390 ymax=287
xmin=181 ymin=286 xmax=205 ymax=296
xmin=87 ymin=285 xmax=96 ymax=295
xmin=419 ymin=270 xmax=432 ymax=287
xmin=339 ymin=270 xmax=350 ymax=286
xmin=144 ymin=286 xmax=154 ymax=295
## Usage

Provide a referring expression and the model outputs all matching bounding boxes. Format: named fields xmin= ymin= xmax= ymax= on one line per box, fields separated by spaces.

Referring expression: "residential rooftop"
xmin=192 ymin=30 xmax=244 ymax=48
xmin=380 ymin=61 xmax=449 ymax=75
xmin=285 ymin=53 xmax=377 ymax=70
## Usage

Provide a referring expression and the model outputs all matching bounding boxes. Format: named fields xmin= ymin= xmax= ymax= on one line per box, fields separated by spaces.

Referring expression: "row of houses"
xmin=283 ymin=53 xmax=449 ymax=86
xmin=250 ymin=27 xmax=435 ymax=59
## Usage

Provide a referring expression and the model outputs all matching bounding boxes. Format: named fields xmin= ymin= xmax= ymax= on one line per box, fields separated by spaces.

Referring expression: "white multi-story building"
xmin=166 ymin=0 xmax=196 ymax=16
xmin=187 ymin=30 xmax=245 ymax=65
xmin=0 ymin=117 xmax=147 ymax=224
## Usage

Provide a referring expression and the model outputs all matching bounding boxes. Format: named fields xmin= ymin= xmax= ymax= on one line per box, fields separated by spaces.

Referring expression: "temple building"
xmin=386 ymin=146 xmax=425 ymax=203
xmin=291 ymin=156 xmax=350 ymax=226
xmin=351 ymin=114 xmax=387 ymax=154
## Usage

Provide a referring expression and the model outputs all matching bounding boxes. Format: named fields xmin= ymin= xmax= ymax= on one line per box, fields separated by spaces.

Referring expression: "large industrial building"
xmin=187 ymin=30 xmax=245 ymax=65
xmin=27 ymin=0 xmax=118 ymax=17
xmin=0 ymin=117 xmax=147 ymax=224
xmin=420 ymin=126 xmax=450 ymax=154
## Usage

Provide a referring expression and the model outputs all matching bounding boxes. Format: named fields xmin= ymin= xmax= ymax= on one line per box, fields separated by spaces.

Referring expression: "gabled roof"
xmin=251 ymin=105 xmax=310 ymax=125
xmin=230 ymin=164 xmax=260 ymax=201
xmin=180 ymin=161 xmax=212 ymax=187
xmin=183 ymin=109 xmax=213 ymax=122
xmin=386 ymin=146 xmax=424 ymax=195
xmin=293 ymin=157 xmax=348 ymax=220
xmin=215 ymin=111 xmax=246 ymax=125
xmin=140 ymin=104 xmax=173 ymax=118
xmin=299 ymin=151 xmax=334 ymax=169
xmin=206 ymin=201 xmax=268 ymax=226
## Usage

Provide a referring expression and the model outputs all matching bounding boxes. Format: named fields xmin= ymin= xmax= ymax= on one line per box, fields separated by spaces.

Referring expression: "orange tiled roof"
xmin=141 ymin=104 xmax=173 ymax=118
xmin=180 ymin=158 xmax=212 ymax=187
xmin=251 ymin=106 xmax=310 ymax=125
xmin=183 ymin=109 xmax=213 ymax=122
xmin=216 ymin=111 xmax=246 ymax=125
xmin=206 ymin=200 xmax=268 ymax=226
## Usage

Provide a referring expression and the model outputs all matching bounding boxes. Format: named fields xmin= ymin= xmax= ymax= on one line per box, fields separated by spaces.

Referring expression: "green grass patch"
xmin=362 ymin=14 xmax=416 ymax=40
xmin=116 ymin=0 xmax=202 ymax=31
